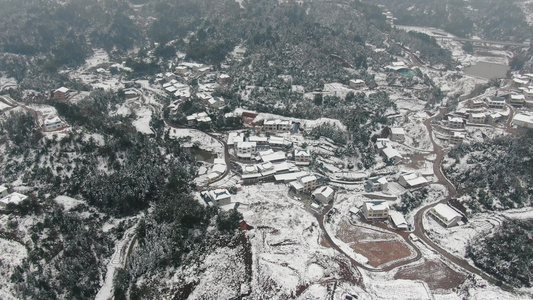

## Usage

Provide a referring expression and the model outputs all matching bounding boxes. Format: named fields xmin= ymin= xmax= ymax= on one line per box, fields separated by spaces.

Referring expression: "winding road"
xmin=316 ymin=107 xmax=511 ymax=290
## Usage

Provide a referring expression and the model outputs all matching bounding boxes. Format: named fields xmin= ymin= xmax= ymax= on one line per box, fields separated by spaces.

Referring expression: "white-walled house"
xmin=362 ymin=201 xmax=390 ymax=219
xmin=512 ymin=114 xmax=533 ymax=128
xmin=236 ymin=142 xmax=257 ymax=159
xmin=263 ymin=119 xmax=292 ymax=131
xmin=294 ymin=148 xmax=311 ymax=165
xmin=389 ymin=211 xmax=408 ymax=230
xmin=430 ymin=203 xmax=463 ymax=227
xmin=381 ymin=147 xmax=403 ymax=164
xmin=205 ymin=189 xmax=232 ymax=206
xmin=449 ymin=131 xmax=465 ymax=144
xmin=485 ymin=96 xmax=505 ymax=109
xmin=0 ymin=192 xmax=28 ymax=208
xmin=349 ymin=79 xmax=366 ymax=89
xmin=312 ymin=186 xmax=335 ymax=204
xmin=290 ymin=174 xmax=321 ymax=192
xmin=510 ymin=94 xmax=525 ymax=107
xmin=390 ymin=127 xmax=405 ymax=142
xmin=365 ymin=177 xmax=388 ymax=192
xmin=398 ymin=173 xmax=428 ymax=188
xmin=43 ymin=116 xmax=67 ymax=132
xmin=468 ymin=113 xmax=486 ymax=124
xmin=448 ymin=117 xmax=464 ymax=129
xmin=0 ymin=185 xmax=8 ymax=197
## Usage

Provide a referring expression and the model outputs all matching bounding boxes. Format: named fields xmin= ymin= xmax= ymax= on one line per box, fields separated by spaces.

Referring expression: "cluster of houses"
xmin=162 ymin=79 xmax=191 ymax=100
xmin=375 ymin=138 xmax=403 ymax=165
xmin=355 ymin=199 xmax=463 ymax=230
xmin=364 ymin=172 xmax=428 ymax=193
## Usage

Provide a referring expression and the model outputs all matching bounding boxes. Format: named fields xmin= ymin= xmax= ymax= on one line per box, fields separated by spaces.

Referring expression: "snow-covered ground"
xmin=54 ymin=195 xmax=84 ymax=211
xmin=0 ymin=238 xmax=27 ymax=300
xmin=167 ymin=127 xmax=225 ymax=159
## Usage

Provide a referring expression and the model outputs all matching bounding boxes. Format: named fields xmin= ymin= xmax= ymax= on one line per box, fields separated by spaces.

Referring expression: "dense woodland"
xmin=0 ymin=90 xmax=242 ymax=298
xmin=468 ymin=219 xmax=533 ymax=288
xmin=367 ymin=0 xmax=533 ymax=42
xmin=444 ymin=131 xmax=533 ymax=212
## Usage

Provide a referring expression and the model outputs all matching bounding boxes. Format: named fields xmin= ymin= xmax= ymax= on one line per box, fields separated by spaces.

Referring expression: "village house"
xmin=386 ymin=61 xmax=409 ymax=73
xmin=430 ymin=203 xmax=463 ymax=227
xmin=43 ymin=116 xmax=67 ymax=132
xmin=512 ymin=114 xmax=533 ymax=129
xmin=524 ymin=88 xmax=533 ymax=101
xmin=468 ymin=99 xmax=484 ymax=109
xmin=0 ymin=185 xmax=8 ymax=198
xmin=175 ymin=65 xmax=188 ymax=75
xmin=203 ymin=189 xmax=232 ymax=206
xmin=241 ymin=164 xmax=262 ymax=184
xmin=0 ymin=192 xmax=28 ymax=208
xmin=294 ymin=148 xmax=311 ymax=166
xmin=268 ymin=136 xmax=291 ymax=147
xmin=196 ymin=92 xmax=213 ymax=104
xmin=207 ymin=159 xmax=226 ymax=183
xmin=362 ymin=201 xmax=390 ymax=220
xmin=390 ymin=127 xmax=405 ymax=142
xmin=468 ymin=112 xmax=486 ymax=124
xmin=374 ymin=138 xmax=390 ymax=152
xmin=312 ymin=186 xmax=335 ymax=204
xmin=124 ymin=89 xmax=138 ymax=99
xmin=449 ymin=131 xmax=465 ymax=144
xmin=389 ymin=211 xmax=409 ymax=230
xmin=257 ymin=161 xmax=276 ymax=178
xmin=448 ymin=116 xmax=464 ymax=129
xmin=513 ymin=77 xmax=530 ymax=87
xmin=236 ymin=142 xmax=257 ymax=159
xmin=258 ymin=149 xmax=286 ymax=163
xmin=241 ymin=111 xmax=259 ymax=125
xmin=381 ymin=146 xmax=403 ymax=165
xmin=509 ymin=94 xmax=525 ymax=107
xmin=174 ymin=88 xmax=191 ymax=100
xmin=290 ymin=174 xmax=321 ymax=193
xmin=349 ymin=79 xmax=366 ymax=89
xmin=164 ymin=72 xmax=176 ymax=81
xmin=365 ymin=177 xmax=388 ymax=192
xmin=398 ymin=173 xmax=428 ymax=189
xmin=263 ymin=119 xmax=292 ymax=132
xmin=186 ymin=112 xmax=212 ymax=125
xmin=218 ymin=74 xmax=230 ymax=84
xmin=485 ymin=96 xmax=505 ymax=109
xmin=53 ymin=87 xmax=70 ymax=101
xmin=208 ymin=96 xmax=225 ymax=109
xmin=248 ymin=135 xmax=269 ymax=145
xmin=486 ymin=113 xmax=503 ymax=124
xmin=227 ymin=132 xmax=245 ymax=147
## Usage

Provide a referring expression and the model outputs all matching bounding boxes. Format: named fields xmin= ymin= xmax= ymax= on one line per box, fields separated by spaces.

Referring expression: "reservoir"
xmin=464 ymin=62 xmax=509 ymax=79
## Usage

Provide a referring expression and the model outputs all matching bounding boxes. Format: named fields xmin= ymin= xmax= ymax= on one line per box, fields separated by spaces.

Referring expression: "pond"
xmin=464 ymin=62 xmax=509 ymax=79
xmin=193 ymin=148 xmax=216 ymax=163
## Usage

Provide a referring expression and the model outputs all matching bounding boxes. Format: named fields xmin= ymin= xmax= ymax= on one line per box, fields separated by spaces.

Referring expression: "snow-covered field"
xmin=0 ymin=238 xmax=27 ymax=300
xmin=167 ymin=127 xmax=225 ymax=159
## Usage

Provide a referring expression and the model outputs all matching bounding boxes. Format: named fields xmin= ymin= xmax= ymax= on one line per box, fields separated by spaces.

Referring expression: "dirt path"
xmin=95 ymin=224 xmax=138 ymax=300
xmin=315 ymin=204 xmax=422 ymax=274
